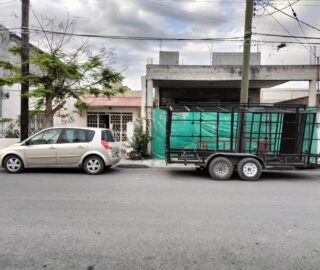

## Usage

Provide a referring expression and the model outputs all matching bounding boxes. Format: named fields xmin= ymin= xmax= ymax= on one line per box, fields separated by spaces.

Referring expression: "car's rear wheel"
xmin=4 ymin=155 xmax=24 ymax=173
xmin=83 ymin=156 xmax=105 ymax=175
xmin=208 ymin=157 xmax=233 ymax=180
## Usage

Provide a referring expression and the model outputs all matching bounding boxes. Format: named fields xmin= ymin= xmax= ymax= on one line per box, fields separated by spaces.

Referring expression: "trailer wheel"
xmin=237 ymin=158 xmax=262 ymax=181
xmin=208 ymin=157 xmax=233 ymax=180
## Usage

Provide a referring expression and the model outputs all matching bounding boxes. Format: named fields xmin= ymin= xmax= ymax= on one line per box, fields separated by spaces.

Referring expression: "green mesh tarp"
xmin=152 ymin=109 xmax=167 ymax=159
xmin=302 ymin=108 xmax=318 ymax=163
xmin=152 ymin=108 xmax=318 ymax=160
xmin=153 ymin=109 xmax=240 ymax=159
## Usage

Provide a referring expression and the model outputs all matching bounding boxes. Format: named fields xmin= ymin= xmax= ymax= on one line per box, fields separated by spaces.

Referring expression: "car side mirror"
xmin=24 ymin=141 xmax=30 ymax=146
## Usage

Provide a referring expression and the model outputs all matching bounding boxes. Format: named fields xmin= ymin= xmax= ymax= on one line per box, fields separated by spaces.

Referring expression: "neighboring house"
xmin=144 ymin=51 xmax=319 ymax=158
xmin=0 ymin=25 xmax=42 ymax=136
xmin=54 ymin=90 xmax=141 ymax=146
xmin=0 ymin=25 xmax=141 ymax=145
xmin=0 ymin=25 xmax=24 ymax=135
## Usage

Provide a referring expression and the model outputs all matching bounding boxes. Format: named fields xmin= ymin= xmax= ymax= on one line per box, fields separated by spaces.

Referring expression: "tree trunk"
xmin=42 ymin=95 xmax=54 ymax=128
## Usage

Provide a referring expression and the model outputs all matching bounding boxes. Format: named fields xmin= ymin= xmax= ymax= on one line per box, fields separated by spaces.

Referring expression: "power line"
xmin=22 ymin=27 xmax=245 ymax=41
xmin=257 ymin=0 xmax=299 ymax=18
xmin=5 ymin=26 xmax=320 ymax=43
xmin=267 ymin=3 xmax=320 ymax=33
xmin=254 ymin=32 xmax=320 ymax=40
xmin=0 ymin=0 xmax=16 ymax=5
xmin=262 ymin=5 xmax=315 ymax=56
xmin=286 ymin=0 xmax=311 ymax=48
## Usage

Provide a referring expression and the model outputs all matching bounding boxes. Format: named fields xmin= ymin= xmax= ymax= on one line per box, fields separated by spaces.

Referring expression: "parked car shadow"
xmin=3 ymin=167 xmax=120 ymax=175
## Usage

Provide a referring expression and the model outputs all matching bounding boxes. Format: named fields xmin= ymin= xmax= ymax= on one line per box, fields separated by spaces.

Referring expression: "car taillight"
xmin=101 ymin=140 xmax=112 ymax=150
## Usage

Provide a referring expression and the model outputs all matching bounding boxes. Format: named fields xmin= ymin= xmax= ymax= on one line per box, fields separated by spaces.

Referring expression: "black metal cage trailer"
xmin=165 ymin=103 xmax=320 ymax=180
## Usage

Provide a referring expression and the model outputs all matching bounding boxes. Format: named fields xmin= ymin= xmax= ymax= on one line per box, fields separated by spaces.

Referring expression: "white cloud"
xmin=0 ymin=0 xmax=319 ymax=89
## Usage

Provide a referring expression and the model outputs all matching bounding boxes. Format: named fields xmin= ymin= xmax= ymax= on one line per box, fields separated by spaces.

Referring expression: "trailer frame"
xmin=165 ymin=103 xmax=320 ymax=180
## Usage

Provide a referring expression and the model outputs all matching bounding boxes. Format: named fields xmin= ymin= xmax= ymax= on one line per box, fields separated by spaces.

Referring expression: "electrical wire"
xmin=0 ymin=0 xmax=16 ymax=5
xmin=257 ymin=0 xmax=299 ymax=18
xmin=262 ymin=5 xmax=316 ymax=57
xmin=267 ymin=3 xmax=320 ymax=33
xmin=4 ymin=26 xmax=320 ymax=46
xmin=18 ymin=27 xmax=244 ymax=42
xmin=287 ymin=0 xmax=311 ymax=48
xmin=254 ymin=33 xmax=320 ymax=40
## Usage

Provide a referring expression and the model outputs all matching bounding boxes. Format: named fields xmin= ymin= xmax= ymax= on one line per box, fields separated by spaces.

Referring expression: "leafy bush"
xmin=129 ymin=119 xmax=151 ymax=159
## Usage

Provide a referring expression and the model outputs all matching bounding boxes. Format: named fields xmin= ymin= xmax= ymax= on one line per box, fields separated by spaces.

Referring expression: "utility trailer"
xmin=165 ymin=103 xmax=320 ymax=180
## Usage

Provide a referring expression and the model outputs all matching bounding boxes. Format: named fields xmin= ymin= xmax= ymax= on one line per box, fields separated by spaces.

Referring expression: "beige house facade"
xmin=54 ymin=91 xmax=141 ymax=145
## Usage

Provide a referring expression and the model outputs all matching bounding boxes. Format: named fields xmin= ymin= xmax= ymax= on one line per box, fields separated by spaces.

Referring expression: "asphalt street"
xmin=0 ymin=167 xmax=320 ymax=270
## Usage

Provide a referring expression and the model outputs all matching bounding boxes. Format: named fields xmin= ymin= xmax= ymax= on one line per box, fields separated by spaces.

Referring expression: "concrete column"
xmin=146 ymin=79 xmax=153 ymax=119
xmin=146 ymin=79 xmax=154 ymax=156
xmin=154 ymin=86 xmax=160 ymax=107
xmin=140 ymin=76 xmax=146 ymax=121
xmin=308 ymin=79 xmax=317 ymax=107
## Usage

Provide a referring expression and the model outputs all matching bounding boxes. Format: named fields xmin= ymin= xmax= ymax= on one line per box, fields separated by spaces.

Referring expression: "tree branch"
xmin=53 ymin=100 xmax=66 ymax=114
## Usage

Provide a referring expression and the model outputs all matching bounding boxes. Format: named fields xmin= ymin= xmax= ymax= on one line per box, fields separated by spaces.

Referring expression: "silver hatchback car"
xmin=0 ymin=127 xmax=121 ymax=175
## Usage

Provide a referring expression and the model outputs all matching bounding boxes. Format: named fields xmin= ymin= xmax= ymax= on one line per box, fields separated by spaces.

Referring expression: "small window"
xmin=28 ymin=131 xmax=45 ymax=145
xmin=28 ymin=129 xmax=61 ymax=145
xmin=60 ymin=129 xmax=95 ymax=143
xmin=101 ymin=129 xmax=115 ymax=142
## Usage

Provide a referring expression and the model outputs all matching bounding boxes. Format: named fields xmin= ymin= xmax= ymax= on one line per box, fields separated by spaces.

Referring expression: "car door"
xmin=56 ymin=129 xmax=93 ymax=165
xmin=24 ymin=128 xmax=61 ymax=167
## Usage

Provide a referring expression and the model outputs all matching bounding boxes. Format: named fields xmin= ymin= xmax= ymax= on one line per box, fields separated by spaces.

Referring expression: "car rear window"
xmin=101 ymin=130 xmax=115 ymax=142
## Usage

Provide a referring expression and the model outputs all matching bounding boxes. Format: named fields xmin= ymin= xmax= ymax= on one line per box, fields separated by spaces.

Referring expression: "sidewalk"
xmin=117 ymin=159 xmax=196 ymax=168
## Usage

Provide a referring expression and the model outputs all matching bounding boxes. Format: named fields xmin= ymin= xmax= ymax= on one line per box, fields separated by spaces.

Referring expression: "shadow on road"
xmin=259 ymin=170 xmax=320 ymax=182
xmin=1 ymin=167 xmax=121 ymax=176
xmin=165 ymin=168 xmax=320 ymax=182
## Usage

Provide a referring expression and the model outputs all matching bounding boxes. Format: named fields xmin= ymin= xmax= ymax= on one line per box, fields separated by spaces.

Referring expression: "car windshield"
xmin=101 ymin=130 xmax=115 ymax=142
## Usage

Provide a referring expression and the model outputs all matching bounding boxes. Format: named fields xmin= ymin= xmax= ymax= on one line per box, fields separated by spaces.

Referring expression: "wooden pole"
xmin=21 ymin=0 xmax=30 ymax=141
xmin=240 ymin=0 xmax=254 ymax=104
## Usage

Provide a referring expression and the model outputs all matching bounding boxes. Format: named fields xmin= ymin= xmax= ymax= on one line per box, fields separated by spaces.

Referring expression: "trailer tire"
xmin=237 ymin=157 xmax=262 ymax=181
xmin=208 ymin=157 xmax=233 ymax=180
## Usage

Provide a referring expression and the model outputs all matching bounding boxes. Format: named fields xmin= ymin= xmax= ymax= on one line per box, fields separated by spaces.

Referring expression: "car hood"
xmin=3 ymin=142 xmax=22 ymax=150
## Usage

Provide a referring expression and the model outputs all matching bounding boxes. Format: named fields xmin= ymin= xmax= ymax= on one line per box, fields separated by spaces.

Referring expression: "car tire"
xmin=237 ymin=157 xmax=262 ymax=181
xmin=4 ymin=155 xmax=24 ymax=174
xmin=208 ymin=157 xmax=233 ymax=180
xmin=83 ymin=156 xmax=105 ymax=175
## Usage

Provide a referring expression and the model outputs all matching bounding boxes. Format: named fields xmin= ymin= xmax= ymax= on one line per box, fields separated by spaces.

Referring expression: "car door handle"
xmin=78 ymin=145 xmax=85 ymax=149
xmin=49 ymin=146 xmax=56 ymax=150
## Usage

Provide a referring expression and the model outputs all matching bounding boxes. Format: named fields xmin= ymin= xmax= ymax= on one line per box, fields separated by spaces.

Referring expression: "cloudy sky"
xmin=1 ymin=0 xmax=320 ymax=89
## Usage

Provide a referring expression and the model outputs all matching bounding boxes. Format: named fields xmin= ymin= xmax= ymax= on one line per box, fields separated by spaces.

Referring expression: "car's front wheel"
xmin=83 ymin=155 xmax=105 ymax=175
xmin=4 ymin=155 xmax=24 ymax=173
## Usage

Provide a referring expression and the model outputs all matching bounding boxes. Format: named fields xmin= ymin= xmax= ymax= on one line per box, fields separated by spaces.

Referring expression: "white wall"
xmin=261 ymin=89 xmax=309 ymax=103
xmin=54 ymin=100 xmax=140 ymax=129
xmin=0 ymin=138 xmax=20 ymax=149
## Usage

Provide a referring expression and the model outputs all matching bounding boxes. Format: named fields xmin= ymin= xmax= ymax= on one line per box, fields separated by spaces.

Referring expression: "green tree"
xmin=0 ymin=18 xmax=125 ymax=128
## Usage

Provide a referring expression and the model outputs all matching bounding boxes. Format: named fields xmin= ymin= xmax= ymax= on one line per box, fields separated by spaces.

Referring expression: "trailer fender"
xmin=205 ymin=153 xmax=266 ymax=169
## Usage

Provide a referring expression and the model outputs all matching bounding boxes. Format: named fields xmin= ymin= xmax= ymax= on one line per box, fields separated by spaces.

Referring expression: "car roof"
xmin=42 ymin=127 xmax=110 ymax=132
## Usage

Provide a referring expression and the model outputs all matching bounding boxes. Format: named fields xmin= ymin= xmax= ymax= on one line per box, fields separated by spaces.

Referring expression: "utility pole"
xmin=21 ymin=0 xmax=30 ymax=141
xmin=240 ymin=0 xmax=254 ymax=104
